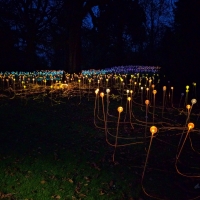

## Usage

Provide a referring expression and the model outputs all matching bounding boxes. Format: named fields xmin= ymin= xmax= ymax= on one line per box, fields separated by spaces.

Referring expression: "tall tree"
xmin=173 ymin=0 xmax=200 ymax=82
xmin=0 ymin=0 xmax=61 ymax=70
xmin=139 ymin=0 xmax=175 ymax=63
xmin=82 ymin=0 xmax=146 ymax=69
xmin=57 ymin=0 xmax=108 ymax=73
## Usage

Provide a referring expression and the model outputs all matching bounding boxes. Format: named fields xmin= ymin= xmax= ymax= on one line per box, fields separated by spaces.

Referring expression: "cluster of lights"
xmin=0 ymin=68 xmax=199 ymax=199
xmin=82 ymin=65 xmax=161 ymax=75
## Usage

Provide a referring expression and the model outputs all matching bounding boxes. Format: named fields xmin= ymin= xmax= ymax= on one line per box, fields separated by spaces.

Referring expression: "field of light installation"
xmin=0 ymin=66 xmax=199 ymax=200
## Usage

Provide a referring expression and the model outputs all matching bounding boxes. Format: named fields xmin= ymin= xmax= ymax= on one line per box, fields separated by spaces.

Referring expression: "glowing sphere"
xmin=163 ymin=86 xmax=166 ymax=91
xmin=150 ymin=126 xmax=158 ymax=135
xmin=186 ymin=85 xmax=189 ymax=90
xmin=153 ymin=90 xmax=157 ymax=94
xmin=145 ymin=100 xmax=150 ymax=105
xmin=191 ymin=99 xmax=197 ymax=104
xmin=186 ymin=105 xmax=191 ymax=110
xmin=171 ymin=87 xmax=174 ymax=90
xmin=117 ymin=106 xmax=123 ymax=113
xmin=100 ymin=92 xmax=104 ymax=98
xmin=95 ymin=89 xmax=99 ymax=94
xmin=127 ymin=97 xmax=131 ymax=101
xmin=126 ymin=90 xmax=129 ymax=94
xmin=106 ymin=89 xmax=110 ymax=93
xmin=188 ymin=123 xmax=194 ymax=130
xmin=141 ymin=87 xmax=143 ymax=90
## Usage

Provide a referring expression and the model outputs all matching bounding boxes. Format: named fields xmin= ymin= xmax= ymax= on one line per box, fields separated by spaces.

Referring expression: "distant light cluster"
xmin=82 ymin=65 xmax=161 ymax=75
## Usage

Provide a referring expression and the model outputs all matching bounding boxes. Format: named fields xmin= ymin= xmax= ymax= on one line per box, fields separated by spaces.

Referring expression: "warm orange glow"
xmin=153 ymin=90 xmax=157 ymax=94
xmin=186 ymin=104 xmax=191 ymax=110
xmin=188 ymin=123 xmax=194 ymax=130
xmin=117 ymin=106 xmax=123 ymax=113
xmin=100 ymin=92 xmax=104 ymax=98
xmin=150 ymin=126 xmax=157 ymax=135
xmin=145 ymin=100 xmax=150 ymax=105
xmin=163 ymin=86 xmax=166 ymax=91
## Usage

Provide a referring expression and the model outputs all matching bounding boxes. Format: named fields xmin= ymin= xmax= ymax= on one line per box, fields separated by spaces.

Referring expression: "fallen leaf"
xmin=79 ymin=193 xmax=86 ymax=197
xmin=41 ymin=180 xmax=46 ymax=184
xmin=99 ymin=190 xmax=105 ymax=195
xmin=68 ymin=178 xmax=73 ymax=183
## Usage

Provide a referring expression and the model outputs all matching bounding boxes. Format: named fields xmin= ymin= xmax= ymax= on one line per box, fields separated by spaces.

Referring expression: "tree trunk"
xmin=68 ymin=20 xmax=82 ymax=74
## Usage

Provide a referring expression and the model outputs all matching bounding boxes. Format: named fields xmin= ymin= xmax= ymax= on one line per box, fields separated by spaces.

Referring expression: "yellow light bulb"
xmin=127 ymin=97 xmax=131 ymax=101
xmin=186 ymin=104 xmax=191 ymax=110
xmin=153 ymin=90 xmax=157 ymax=94
xmin=117 ymin=106 xmax=123 ymax=113
xmin=186 ymin=85 xmax=189 ymax=90
xmin=145 ymin=100 xmax=150 ymax=105
xmin=188 ymin=123 xmax=194 ymax=130
xmin=163 ymin=86 xmax=166 ymax=91
xmin=150 ymin=126 xmax=158 ymax=135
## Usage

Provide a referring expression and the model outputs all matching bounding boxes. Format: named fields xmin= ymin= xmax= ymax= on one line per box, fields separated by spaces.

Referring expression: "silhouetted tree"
xmin=56 ymin=0 xmax=109 ymax=73
xmin=139 ymin=0 xmax=176 ymax=63
xmin=173 ymin=0 xmax=200 ymax=82
xmin=0 ymin=0 xmax=61 ymax=71
xmin=82 ymin=0 xmax=146 ymax=69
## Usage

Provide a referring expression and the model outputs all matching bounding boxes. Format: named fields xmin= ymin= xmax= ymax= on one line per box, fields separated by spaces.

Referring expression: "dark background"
xmin=0 ymin=0 xmax=199 ymax=86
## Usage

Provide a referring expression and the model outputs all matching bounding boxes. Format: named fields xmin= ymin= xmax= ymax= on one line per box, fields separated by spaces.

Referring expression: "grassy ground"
xmin=0 ymin=93 xmax=200 ymax=200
